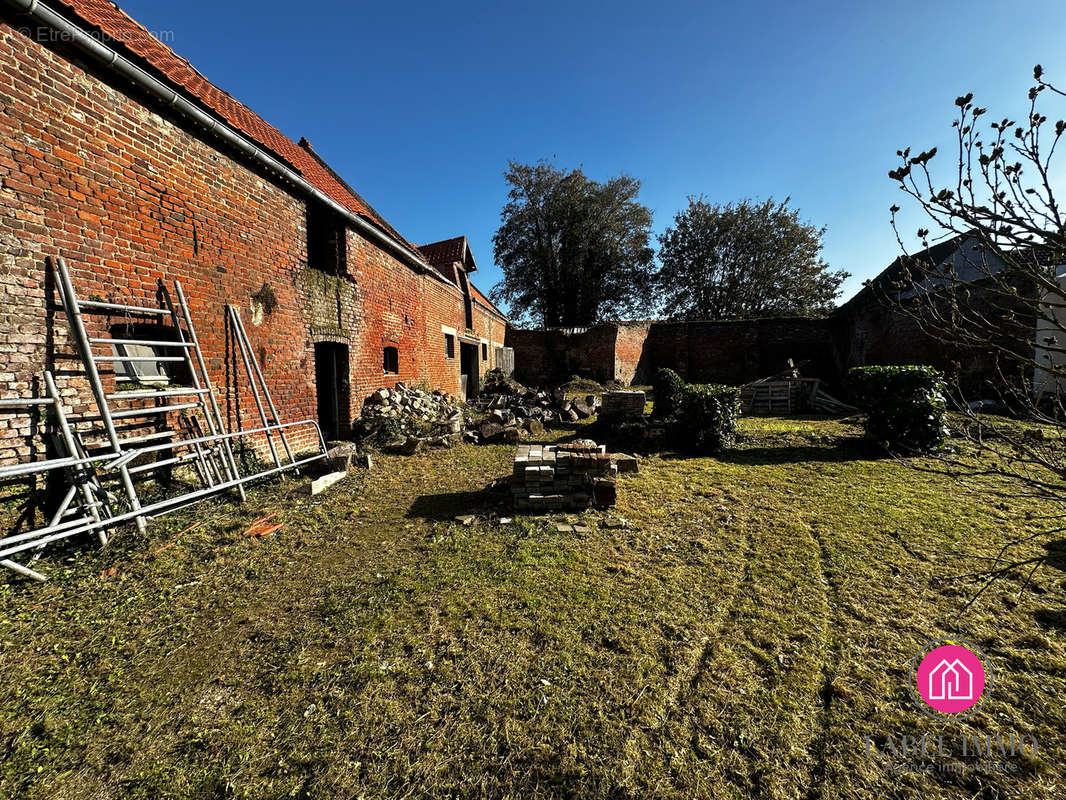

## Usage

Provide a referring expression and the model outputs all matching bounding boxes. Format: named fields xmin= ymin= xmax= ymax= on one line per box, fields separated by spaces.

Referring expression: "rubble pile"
xmin=356 ymin=383 xmax=468 ymax=454
xmin=510 ymin=440 xmax=620 ymax=512
xmin=356 ymin=380 xmax=605 ymax=452
xmin=471 ymin=390 xmax=599 ymax=443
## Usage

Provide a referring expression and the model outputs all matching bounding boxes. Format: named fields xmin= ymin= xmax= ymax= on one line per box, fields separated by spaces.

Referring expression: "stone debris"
xmin=356 ymin=382 xmax=468 ymax=451
xmin=325 ymin=442 xmax=357 ymax=472
xmin=469 ymin=390 xmax=601 ymax=444
xmin=454 ymin=514 xmax=478 ymax=526
xmin=511 ymin=441 xmax=619 ymax=512
xmin=614 ymin=453 xmax=639 ymax=473
xmin=599 ymin=390 xmax=647 ymax=420
xmin=308 ymin=471 xmax=346 ymax=495
xmin=356 ymin=381 xmax=607 ymax=453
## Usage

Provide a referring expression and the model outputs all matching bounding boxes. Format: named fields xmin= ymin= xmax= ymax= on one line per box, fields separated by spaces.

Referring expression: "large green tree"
xmin=656 ymin=197 xmax=849 ymax=320
xmin=491 ymin=161 xmax=656 ymax=327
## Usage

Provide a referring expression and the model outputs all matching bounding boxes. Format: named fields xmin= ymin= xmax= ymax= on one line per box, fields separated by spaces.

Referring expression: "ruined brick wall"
xmin=510 ymin=318 xmax=841 ymax=388
xmin=507 ymin=325 xmax=620 ymax=386
xmin=614 ymin=322 xmax=651 ymax=385
xmin=643 ymin=318 xmax=840 ymax=386
xmin=0 ymin=20 xmax=470 ymax=463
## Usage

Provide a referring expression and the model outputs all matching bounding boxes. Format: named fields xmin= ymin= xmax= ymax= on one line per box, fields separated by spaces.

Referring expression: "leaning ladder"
xmin=50 ymin=257 xmax=243 ymax=526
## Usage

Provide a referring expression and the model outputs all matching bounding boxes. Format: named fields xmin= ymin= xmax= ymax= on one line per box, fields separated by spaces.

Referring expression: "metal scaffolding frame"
xmin=0 ymin=257 xmax=329 ymax=580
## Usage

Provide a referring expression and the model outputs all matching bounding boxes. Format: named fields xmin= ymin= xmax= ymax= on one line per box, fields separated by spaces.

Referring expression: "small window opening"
xmin=109 ymin=322 xmax=191 ymax=386
xmin=482 ymin=342 xmax=488 ymax=360
xmin=307 ymin=202 xmax=347 ymax=275
xmin=444 ymin=333 xmax=455 ymax=359
xmin=383 ymin=346 xmax=399 ymax=374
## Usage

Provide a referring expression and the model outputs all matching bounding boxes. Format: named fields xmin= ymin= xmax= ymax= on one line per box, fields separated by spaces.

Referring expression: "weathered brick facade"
xmin=0 ymin=8 xmax=506 ymax=464
xmin=507 ymin=318 xmax=841 ymax=388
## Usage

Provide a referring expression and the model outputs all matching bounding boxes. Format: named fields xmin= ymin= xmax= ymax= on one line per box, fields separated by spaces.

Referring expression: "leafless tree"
xmin=884 ymin=66 xmax=1066 ymax=615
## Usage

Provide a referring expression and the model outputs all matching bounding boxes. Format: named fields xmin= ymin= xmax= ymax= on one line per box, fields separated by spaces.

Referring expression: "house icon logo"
xmin=927 ymin=658 xmax=974 ymax=701
xmin=912 ymin=640 xmax=988 ymax=716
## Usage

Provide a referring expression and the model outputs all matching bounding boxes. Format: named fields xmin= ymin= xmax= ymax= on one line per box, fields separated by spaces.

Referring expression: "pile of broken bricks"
xmin=511 ymin=440 xmax=637 ymax=512
xmin=472 ymin=392 xmax=600 ymax=444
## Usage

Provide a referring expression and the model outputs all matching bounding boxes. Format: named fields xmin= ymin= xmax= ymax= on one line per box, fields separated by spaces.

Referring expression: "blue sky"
xmin=120 ymin=0 xmax=1066 ymax=311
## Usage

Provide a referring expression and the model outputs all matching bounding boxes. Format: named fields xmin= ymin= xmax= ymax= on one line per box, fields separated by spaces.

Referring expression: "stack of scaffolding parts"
xmin=511 ymin=441 xmax=620 ymax=512
xmin=0 ymin=256 xmax=331 ymax=581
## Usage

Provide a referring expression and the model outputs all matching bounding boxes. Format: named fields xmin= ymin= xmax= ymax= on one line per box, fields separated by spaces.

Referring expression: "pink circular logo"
xmin=915 ymin=643 xmax=986 ymax=714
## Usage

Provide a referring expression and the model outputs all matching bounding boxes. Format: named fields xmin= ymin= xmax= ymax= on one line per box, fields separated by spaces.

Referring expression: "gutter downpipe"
xmin=3 ymin=0 xmax=442 ymax=281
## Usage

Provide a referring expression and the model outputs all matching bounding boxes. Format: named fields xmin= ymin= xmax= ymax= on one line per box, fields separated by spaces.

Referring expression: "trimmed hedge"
xmin=847 ymin=365 xmax=948 ymax=453
xmin=652 ymin=367 xmax=686 ymax=419
xmin=670 ymin=383 xmax=742 ymax=454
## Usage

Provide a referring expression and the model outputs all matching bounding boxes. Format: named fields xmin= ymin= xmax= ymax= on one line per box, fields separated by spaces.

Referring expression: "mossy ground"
xmin=0 ymin=416 xmax=1063 ymax=799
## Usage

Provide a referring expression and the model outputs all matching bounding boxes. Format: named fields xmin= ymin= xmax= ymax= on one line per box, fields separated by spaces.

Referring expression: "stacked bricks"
xmin=511 ymin=441 xmax=618 ymax=512
xmin=600 ymin=391 xmax=647 ymax=420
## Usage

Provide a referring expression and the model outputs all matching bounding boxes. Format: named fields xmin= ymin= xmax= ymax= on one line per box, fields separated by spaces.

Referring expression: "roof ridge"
xmin=296 ymin=138 xmax=420 ymax=253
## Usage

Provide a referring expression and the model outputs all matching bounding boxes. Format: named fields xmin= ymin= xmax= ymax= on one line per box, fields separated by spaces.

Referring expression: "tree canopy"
xmin=656 ymin=197 xmax=849 ymax=320
xmin=491 ymin=161 xmax=656 ymax=327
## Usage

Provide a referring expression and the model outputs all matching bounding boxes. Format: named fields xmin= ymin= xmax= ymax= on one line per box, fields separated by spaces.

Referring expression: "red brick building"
xmin=0 ymin=0 xmax=507 ymax=460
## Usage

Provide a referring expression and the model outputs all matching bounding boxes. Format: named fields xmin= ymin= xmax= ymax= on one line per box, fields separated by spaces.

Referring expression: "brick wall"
xmin=473 ymin=299 xmax=508 ymax=374
xmin=832 ymin=283 xmax=1035 ymax=395
xmin=510 ymin=318 xmax=841 ymax=388
xmin=0 ymin=20 xmax=485 ymax=465
xmin=614 ymin=322 xmax=652 ymax=385
xmin=507 ymin=325 xmax=622 ymax=386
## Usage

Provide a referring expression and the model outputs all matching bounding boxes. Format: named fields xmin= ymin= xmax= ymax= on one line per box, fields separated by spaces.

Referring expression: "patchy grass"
xmin=0 ymin=416 xmax=1064 ymax=799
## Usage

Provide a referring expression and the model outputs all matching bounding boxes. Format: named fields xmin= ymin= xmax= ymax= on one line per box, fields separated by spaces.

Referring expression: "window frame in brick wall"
xmin=382 ymin=346 xmax=399 ymax=374
xmin=307 ymin=202 xmax=347 ymax=276
xmin=481 ymin=342 xmax=488 ymax=361
xmin=444 ymin=333 xmax=456 ymax=359
xmin=109 ymin=322 xmax=192 ymax=386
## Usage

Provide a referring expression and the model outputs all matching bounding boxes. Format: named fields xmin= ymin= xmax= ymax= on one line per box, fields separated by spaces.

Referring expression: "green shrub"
xmin=652 ymin=367 xmax=686 ymax=419
xmin=669 ymin=383 xmax=741 ymax=454
xmin=847 ymin=365 xmax=948 ymax=453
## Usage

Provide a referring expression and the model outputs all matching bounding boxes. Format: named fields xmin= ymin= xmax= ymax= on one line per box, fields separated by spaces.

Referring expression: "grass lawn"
xmin=0 ymin=416 xmax=1064 ymax=799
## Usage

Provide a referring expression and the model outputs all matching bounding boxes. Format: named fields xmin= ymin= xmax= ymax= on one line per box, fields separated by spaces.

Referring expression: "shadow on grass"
xmin=407 ymin=480 xmax=509 ymax=522
xmin=1034 ymin=539 xmax=1066 ymax=633
xmin=717 ymin=439 xmax=882 ymax=465
xmin=551 ymin=417 xmax=881 ymax=464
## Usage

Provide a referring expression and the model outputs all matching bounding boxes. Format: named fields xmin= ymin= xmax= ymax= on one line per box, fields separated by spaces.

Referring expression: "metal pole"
xmin=44 ymin=370 xmax=107 ymax=544
xmin=226 ymin=305 xmax=281 ymax=468
xmin=156 ymin=282 xmax=223 ymax=492
xmin=228 ymin=304 xmax=296 ymax=462
xmin=50 ymin=258 xmax=145 ymax=533
xmin=174 ymin=282 xmax=246 ymax=500
xmin=227 ymin=304 xmax=296 ymax=463
xmin=1 ymin=559 xmax=47 ymax=582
